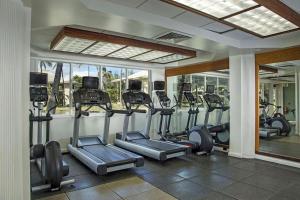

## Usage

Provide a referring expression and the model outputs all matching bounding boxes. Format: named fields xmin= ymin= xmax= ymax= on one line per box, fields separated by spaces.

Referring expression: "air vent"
xmin=155 ymin=31 xmax=192 ymax=43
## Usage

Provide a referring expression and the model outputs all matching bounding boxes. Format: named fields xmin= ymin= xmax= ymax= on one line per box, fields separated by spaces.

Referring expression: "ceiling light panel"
xmin=225 ymin=6 xmax=298 ymax=36
xmin=53 ymin=36 xmax=95 ymax=53
xmin=172 ymin=0 xmax=258 ymax=18
xmin=131 ymin=51 xmax=173 ymax=61
xmin=82 ymin=41 xmax=125 ymax=56
xmin=108 ymin=46 xmax=151 ymax=59
xmin=151 ymin=54 xmax=189 ymax=63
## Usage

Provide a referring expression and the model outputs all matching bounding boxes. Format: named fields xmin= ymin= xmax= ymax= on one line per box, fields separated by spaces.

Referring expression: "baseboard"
xmin=255 ymin=154 xmax=300 ymax=168
xmin=228 ymin=151 xmax=242 ymax=158
xmin=228 ymin=151 xmax=255 ymax=159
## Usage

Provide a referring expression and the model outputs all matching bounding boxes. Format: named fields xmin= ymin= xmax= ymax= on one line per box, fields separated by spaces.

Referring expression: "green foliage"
xmin=72 ymin=75 xmax=82 ymax=90
xmin=102 ymin=68 xmax=120 ymax=103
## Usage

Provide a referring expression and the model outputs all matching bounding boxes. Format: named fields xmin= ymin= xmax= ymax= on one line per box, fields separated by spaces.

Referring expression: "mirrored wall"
xmin=166 ymin=70 xmax=230 ymax=149
xmin=258 ymin=60 xmax=300 ymax=159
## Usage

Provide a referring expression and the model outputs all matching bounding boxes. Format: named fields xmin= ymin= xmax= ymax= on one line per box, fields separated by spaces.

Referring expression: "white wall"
xmin=229 ymin=54 xmax=256 ymax=158
xmin=0 ymin=0 xmax=31 ymax=199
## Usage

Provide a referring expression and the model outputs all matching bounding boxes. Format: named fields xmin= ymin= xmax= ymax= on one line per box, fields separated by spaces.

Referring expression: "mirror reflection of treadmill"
xmin=114 ymin=80 xmax=190 ymax=161
xmin=68 ymin=77 xmax=144 ymax=175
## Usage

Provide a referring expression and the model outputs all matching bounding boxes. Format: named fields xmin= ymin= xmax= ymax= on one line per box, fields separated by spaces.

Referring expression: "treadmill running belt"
xmin=131 ymin=139 xmax=186 ymax=153
xmin=82 ymin=145 xmax=135 ymax=166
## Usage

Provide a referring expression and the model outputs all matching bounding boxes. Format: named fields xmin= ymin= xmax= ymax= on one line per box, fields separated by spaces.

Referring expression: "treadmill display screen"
xmin=83 ymin=76 xmax=99 ymax=89
xmin=30 ymin=72 xmax=48 ymax=86
xmin=128 ymin=80 xmax=142 ymax=91
xmin=30 ymin=87 xmax=48 ymax=102
xmin=154 ymin=81 xmax=165 ymax=90
xmin=182 ymin=83 xmax=191 ymax=91
xmin=206 ymin=85 xmax=215 ymax=94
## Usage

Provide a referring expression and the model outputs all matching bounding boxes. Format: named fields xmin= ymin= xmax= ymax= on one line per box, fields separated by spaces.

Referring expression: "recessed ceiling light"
xmin=82 ymin=42 xmax=125 ymax=56
xmin=225 ymin=6 xmax=298 ymax=36
xmin=172 ymin=0 xmax=258 ymax=18
xmin=108 ymin=46 xmax=151 ymax=59
xmin=51 ymin=27 xmax=197 ymax=62
xmin=131 ymin=51 xmax=173 ymax=61
xmin=53 ymin=36 xmax=95 ymax=53
xmin=151 ymin=54 xmax=189 ymax=63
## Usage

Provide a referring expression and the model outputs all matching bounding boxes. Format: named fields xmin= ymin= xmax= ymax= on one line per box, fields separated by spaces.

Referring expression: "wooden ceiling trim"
xmin=255 ymin=46 xmax=300 ymax=65
xmin=253 ymin=0 xmax=300 ymax=27
xmin=165 ymin=58 xmax=229 ymax=77
xmin=259 ymin=65 xmax=278 ymax=73
xmin=161 ymin=0 xmax=300 ymax=38
xmin=50 ymin=27 xmax=196 ymax=57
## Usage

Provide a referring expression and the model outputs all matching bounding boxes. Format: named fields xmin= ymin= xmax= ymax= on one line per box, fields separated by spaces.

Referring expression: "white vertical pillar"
xmin=229 ymin=54 xmax=256 ymax=158
xmin=295 ymin=70 xmax=300 ymax=135
xmin=0 ymin=0 xmax=31 ymax=200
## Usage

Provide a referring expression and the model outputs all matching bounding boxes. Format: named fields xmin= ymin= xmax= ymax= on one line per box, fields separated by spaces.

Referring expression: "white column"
xmin=0 ymin=0 xmax=31 ymax=200
xmin=229 ymin=54 xmax=256 ymax=158
xmin=295 ymin=70 xmax=300 ymax=135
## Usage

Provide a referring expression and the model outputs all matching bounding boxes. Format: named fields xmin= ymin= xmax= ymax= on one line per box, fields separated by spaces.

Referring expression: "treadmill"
xmin=115 ymin=80 xmax=190 ymax=161
xmin=68 ymin=77 xmax=143 ymax=175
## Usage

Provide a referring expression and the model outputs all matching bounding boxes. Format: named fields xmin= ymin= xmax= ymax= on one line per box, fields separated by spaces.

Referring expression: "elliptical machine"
xmin=184 ymin=84 xmax=229 ymax=149
xmin=153 ymin=81 xmax=213 ymax=154
xmin=202 ymin=85 xmax=230 ymax=146
xmin=29 ymin=72 xmax=74 ymax=192
xmin=260 ymin=101 xmax=291 ymax=136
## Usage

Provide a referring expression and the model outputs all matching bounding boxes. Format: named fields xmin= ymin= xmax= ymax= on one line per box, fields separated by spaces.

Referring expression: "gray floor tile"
xmin=240 ymin=173 xmax=294 ymax=192
xmin=62 ymin=154 xmax=91 ymax=177
xmin=138 ymin=171 xmax=185 ymax=187
xmin=222 ymin=182 xmax=273 ymax=200
xmin=212 ymin=166 xmax=255 ymax=181
xmin=189 ymin=173 xmax=235 ymax=191
xmin=200 ymin=191 xmax=237 ymax=200
xmin=161 ymin=180 xmax=213 ymax=200
xmin=268 ymin=183 xmax=300 ymax=200
xmin=233 ymin=160 xmax=271 ymax=172
xmin=31 ymin=152 xmax=300 ymax=200
xmin=258 ymin=165 xmax=300 ymax=182
xmin=62 ymin=173 xmax=104 ymax=192
xmin=175 ymin=166 xmax=211 ymax=179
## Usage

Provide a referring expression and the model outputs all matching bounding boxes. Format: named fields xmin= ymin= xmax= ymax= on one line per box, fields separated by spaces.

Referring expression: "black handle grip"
xmin=131 ymin=109 xmax=147 ymax=113
xmin=111 ymin=109 xmax=130 ymax=114
xmin=81 ymin=111 xmax=89 ymax=116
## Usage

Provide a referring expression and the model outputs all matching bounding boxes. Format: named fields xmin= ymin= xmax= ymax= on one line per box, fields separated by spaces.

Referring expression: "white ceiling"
xmin=172 ymin=12 xmax=213 ymax=27
xmin=137 ymin=0 xmax=185 ymax=18
xmin=26 ymin=0 xmax=300 ymax=67
xmin=281 ymin=0 xmax=300 ymax=13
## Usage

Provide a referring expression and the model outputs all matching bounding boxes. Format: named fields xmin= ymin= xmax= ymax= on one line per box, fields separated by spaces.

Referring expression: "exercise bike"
xmin=29 ymin=72 xmax=74 ymax=192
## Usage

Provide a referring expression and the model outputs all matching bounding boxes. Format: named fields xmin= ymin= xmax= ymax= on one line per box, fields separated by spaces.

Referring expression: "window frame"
xmin=32 ymin=58 xmax=151 ymax=116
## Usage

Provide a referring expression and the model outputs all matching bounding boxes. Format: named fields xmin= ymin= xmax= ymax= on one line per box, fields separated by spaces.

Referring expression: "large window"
xmin=128 ymin=69 xmax=149 ymax=93
xmin=72 ymin=64 xmax=100 ymax=112
xmin=102 ymin=67 xmax=126 ymax=109
xmin=38 ymin=61 xmax=71 ymax=114
xmin=34 ymin=59 xmax=150 ymax=114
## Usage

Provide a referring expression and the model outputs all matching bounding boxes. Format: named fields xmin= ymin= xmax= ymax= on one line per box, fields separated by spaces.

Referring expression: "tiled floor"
xmin=32 ymin=151 xmax=300 ymax=200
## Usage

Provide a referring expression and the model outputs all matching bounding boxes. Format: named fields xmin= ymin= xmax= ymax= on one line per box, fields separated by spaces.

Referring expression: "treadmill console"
xmin=203 ymin=94 xmax=223 ymax=111
xmin=30 ymin=87 xmax=48 ymax=102
xmin=184 ymin=92 xmax=196 ymax=103
xmin=73 ymin=88 xmax=111 ymax=107
xmin=122 ymin=91 xmax=152 ymax=109
xmin=156 ymin=91 xmax=170 ymax=105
